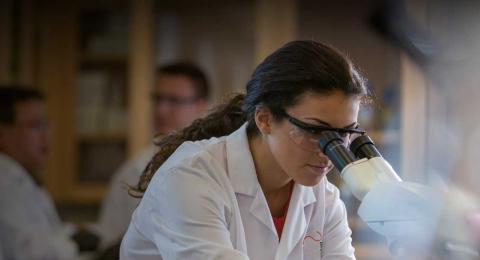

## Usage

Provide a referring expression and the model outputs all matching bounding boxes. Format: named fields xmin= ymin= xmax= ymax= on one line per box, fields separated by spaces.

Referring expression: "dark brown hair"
xmin=0 ymin=86 xmax=44 ymax=125
xmin=156 ymin=62 xmax=210 ymax=100
xmin=130 ymin=40 xmax=368 ymax=197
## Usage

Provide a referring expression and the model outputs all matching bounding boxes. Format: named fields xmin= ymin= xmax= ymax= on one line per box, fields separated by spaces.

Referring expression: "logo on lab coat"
xmin=303 ymin=231 xmax=324 ymax=259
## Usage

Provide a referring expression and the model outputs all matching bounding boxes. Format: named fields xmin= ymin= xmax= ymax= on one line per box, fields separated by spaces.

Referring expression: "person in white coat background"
xmin=95 ymin=63 xmax=210 ymax=256
xmin=0 ymin=87 xmax=78 ymax=259
xmin=121 ymin=40 xmax=368 ymax=259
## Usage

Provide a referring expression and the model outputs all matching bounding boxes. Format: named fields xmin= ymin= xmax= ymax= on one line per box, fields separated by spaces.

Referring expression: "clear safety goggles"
xmin=281 ymin=111 xmax=366 ymax=153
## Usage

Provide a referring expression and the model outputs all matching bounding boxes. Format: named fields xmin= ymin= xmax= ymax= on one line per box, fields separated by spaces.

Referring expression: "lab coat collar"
xmin=225 ymin=123 xmax=259 ymax=197
xmin=277 ymin=183 xmax=317 ymax=258
xmin=225 ymin=123 xmax=318 ymax=253
xmin=247 ymin=182 xmax=318 ymax=248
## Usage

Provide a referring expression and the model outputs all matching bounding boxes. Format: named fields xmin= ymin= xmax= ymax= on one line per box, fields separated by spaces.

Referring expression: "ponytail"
xmin=129 ymin=94 xmax=247 ymax=197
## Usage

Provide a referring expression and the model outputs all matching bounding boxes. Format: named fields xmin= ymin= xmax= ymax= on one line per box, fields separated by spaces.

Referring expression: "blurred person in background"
xmin=0 ymin=87 xmax=80 ymax=259
xmin=94 ymin=62 xmax=210 ymax=258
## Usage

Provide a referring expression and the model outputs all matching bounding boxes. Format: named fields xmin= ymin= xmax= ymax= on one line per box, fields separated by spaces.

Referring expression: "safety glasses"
xmin=279 ymin=110 xmax=366 ymax=152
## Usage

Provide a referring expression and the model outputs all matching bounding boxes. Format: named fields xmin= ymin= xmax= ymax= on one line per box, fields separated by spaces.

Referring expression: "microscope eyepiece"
xmin=317 ymin=131 xmax=357 ymax=172
xmin=350 ymin=135 xmax=382 ymax=159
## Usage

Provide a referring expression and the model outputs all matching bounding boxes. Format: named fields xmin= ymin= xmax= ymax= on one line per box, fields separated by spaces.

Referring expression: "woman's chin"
xmin=295 ymin=165 xmax=333 ymax=186
xmin=296 ymin=171 xmax=325 ymax=186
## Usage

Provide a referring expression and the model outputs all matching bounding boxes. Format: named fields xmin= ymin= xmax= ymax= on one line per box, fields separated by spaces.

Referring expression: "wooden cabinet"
xmin=37 ymin=0 xmax=153 ymax=204
xmin=75 ymin=8 xmax=129 ymax=188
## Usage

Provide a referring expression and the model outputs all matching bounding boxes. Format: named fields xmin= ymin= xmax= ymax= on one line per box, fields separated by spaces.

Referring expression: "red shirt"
xmin=272 ymin=182 xmax=294 ymax=239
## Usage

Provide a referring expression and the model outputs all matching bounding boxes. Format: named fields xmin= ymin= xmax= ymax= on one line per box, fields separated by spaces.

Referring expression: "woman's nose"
xmin=316 ymin=149 xmax=329 ymax=160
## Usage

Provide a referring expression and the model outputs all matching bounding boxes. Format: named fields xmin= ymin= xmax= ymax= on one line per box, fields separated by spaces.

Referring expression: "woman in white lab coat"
xmin=121 ymin=40 xmax=369 ymax=259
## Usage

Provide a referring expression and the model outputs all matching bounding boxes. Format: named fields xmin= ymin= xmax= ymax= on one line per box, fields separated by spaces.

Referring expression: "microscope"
xmin=318 ymin=131 xmax=479 ymax=259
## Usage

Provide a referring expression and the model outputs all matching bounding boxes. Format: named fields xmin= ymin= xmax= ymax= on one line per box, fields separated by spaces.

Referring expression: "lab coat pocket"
xmin=303 ymin=231 xmax=323 ymax=259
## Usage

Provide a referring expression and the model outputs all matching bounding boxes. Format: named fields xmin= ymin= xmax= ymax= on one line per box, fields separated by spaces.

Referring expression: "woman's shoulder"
xmin=164 ymin=136 xmax=227 ymax=169
xmin=140 ymin=136 xmax=235 ymax=210
xmin=147 ymin=136 xmax=229 ymax=187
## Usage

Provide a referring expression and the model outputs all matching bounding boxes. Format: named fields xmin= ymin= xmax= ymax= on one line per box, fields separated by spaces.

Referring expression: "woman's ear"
xmin=254 ymin=106 xmax=273 ymax=135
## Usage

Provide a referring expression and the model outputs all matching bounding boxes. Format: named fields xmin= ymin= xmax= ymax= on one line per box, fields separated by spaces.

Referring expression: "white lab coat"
xmin=120 ymin=124 xmax=355 ymax=260
xmin=0 ymin=153 xmax=78 ymax=260
xmin=95 ymin=145 xmax=157 ymax=249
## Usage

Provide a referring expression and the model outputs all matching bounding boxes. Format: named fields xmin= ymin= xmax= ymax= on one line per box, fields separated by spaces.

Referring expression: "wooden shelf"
xmin=77 ymin=132 xmax=126 ymax=142
xmin=66 ymin=183 xmax=107 ymax=204
xmin=80 ymin=53 xmax=127 ymax=66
